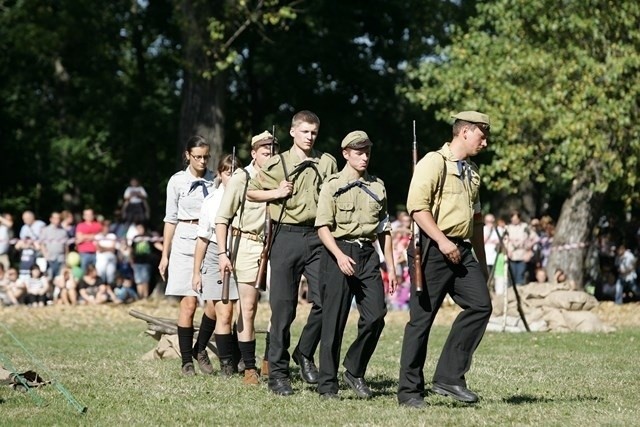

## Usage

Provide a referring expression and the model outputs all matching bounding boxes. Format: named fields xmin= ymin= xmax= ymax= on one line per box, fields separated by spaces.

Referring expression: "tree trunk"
xmin=546 ymin=178 xmax=604 ymax=288
xmin=176 ymin=0 xmax=225 ymax=169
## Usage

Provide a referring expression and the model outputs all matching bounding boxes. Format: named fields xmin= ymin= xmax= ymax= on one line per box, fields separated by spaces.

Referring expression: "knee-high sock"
xmin=177 ymin=326 xmax=194 ymax=366
xmin=238 ymin=340 xmax=256 ymax=370
xmin=195 ymin=313 xmax=216 ymax=352
xmin=231 ymin=322 xmax=241 ymax=366
xmin=215 ymin=333 xmax=233 ymax=364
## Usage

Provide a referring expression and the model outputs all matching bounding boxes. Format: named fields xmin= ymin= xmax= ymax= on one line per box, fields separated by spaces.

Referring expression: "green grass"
xmin=1 ymin=304 xmax=639 ymax=426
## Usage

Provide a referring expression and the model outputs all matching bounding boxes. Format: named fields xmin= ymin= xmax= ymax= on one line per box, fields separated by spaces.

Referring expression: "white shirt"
xmin=197 ymin=184 xmax=225 ymax=243
xmin=163 ymin=168 xmax=215 ymax=224
xmin=124 ymin=185 xmax=148 ymax=204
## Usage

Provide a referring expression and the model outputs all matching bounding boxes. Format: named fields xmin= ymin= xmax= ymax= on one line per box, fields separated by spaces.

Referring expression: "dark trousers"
xmin=397 ymin=242 xmax=492 ymax=403
xmin=317 ymin=242 xmax=386 ymax=394
xmin=268 ymin=225 xmax=322 ymax=379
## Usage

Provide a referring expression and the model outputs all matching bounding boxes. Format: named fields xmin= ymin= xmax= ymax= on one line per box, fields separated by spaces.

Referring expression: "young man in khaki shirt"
xmin=215 ymin=131 xmax=279 ymax=385
xmin=315 ymin=130 xmax=397 ymax=399
xmin=397 ymin=111 xmax=493 ymax=408
xmin=247 ymin=110 xmax=337 ymax=396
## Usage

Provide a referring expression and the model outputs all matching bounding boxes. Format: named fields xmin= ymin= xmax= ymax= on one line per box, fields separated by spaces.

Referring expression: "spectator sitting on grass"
xmin=52 ymin=266 xmax=78 ymax=305
xmin=24 ymin=264 xmax=50 ymax=307
xmin=114 ymin=273 xmax=138 ymax=303
xmin=3 ymin=267 xmax=25 ymax=305
xmin=77 ymin=264 xmax=119 ymax=305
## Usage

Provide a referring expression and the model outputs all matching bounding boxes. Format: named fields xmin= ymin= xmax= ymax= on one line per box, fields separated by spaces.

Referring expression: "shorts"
xmin=133 ymin=264 xmax=151 ymax=284
xmin=231 ymin=236 xmax=263 ymax=283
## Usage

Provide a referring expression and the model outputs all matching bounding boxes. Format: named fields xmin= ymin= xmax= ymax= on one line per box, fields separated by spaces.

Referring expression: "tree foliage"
xmin=2 ymin=0 xmax=472 ymax=222
xmin=402 ymin=0 xmax=640 ymax=284
xmin=0 ymin=0 xmax=181 ymax=217
xmin=404 ymin=0 xmax=640 ymax=204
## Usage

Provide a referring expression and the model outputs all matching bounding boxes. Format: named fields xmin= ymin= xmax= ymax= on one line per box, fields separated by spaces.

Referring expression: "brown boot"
xmin=181 ymin=362 xmax=196 ymax=377
xmin=243 ymin=368 xmax=260 ymax=385
xmin=261 ymin=359 xmax=269 ymax=377
xmin=193 ymin=348 xmax=214 ymax=375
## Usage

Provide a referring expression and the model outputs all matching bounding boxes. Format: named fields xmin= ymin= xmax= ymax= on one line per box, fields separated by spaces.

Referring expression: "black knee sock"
xmin=177 ymin=326 xmax=194 ymax=366
xmin=195 ymin=313 xmax=216 ymax=352
xmin=238 ymin=340 xmax=256 ymax=370
xmin=231 ymin=323 xmax=241 ymax=367
xmin=263 ymin=332 xmax=270 ymax=361
xmin=215 ymin=333 xmax=233 ymax=363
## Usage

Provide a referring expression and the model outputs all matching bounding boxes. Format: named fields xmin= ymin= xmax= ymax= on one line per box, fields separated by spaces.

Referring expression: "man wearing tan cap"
xmin=315 ymin=130 xmax=397 ymax=399
xmin=247 ymin=111 xmax=338 ymax=396
xmin=214 ymin=130 xmax=279 ymax=385
xmin=397 ymin=111 xmax=493 ymax=408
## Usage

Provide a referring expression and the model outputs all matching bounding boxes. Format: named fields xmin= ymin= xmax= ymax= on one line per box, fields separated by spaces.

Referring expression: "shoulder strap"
xmin=432 ymin=153 xmax=447 ymax=222
xmin=278 ymin=153 xmax=289 ymax=180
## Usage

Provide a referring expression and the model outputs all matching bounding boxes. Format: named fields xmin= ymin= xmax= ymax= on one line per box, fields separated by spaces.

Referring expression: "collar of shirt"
xmin=286 ymin=146 xmax=321 ymax=166
xmin=184 ymin=166 xmax=214 ymax=182
xmin=338 ymin=167 xmax=372 ymax=184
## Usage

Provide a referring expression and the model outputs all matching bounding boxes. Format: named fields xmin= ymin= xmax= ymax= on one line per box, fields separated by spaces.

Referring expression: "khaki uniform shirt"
xmin=248 ymin=147 xmax=337 ymax=225
xmin=215 ymin=163 xmax=266 ymax=237
xmin=315 ymin=169 xmax=391 ymax=241
xmin=406 ymin=143 xmax=481 ymax=239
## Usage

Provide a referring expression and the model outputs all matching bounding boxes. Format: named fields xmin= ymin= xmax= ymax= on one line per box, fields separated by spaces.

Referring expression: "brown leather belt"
xmin=231 ymin=228 xmax=261 ymax=242
xmin=179 ymin=219 xmax=199 ymax=224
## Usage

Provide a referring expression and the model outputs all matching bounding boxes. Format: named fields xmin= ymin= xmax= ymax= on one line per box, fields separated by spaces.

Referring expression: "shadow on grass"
xmin=502 ymin=394 xmax=600 ymax=405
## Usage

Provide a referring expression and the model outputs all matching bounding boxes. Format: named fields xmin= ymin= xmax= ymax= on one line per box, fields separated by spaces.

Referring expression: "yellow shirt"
xmin=315 ymin=169 xmax=391 ymax=241
xmin=248 ymin=147 xmax=337 ymax=225
xmin=215 ymin=163 xmax=266 ymax=236
xmin=406 ymin=143 xmax=481 ymax=239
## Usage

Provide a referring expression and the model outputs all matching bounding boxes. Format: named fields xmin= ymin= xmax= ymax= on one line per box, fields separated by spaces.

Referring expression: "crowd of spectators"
xmin=2 ymin=192 xmax=639 ymax=308
xmin=482 ymin=210 xmax=640 ymax=305
xmin=0 ymin=180 xmax=163 ymax=308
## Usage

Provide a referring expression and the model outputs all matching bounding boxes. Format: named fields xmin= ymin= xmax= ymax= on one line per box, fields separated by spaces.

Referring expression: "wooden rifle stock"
xmin=254 ymin=220 xmax=271 ymax=291
xmin=254 ymin=126 xmax=276 ymax=291
xmin=411 ymin=120 xmax=424 ymax=295
xmin=221 ymin=147 xmax=237 ymax=302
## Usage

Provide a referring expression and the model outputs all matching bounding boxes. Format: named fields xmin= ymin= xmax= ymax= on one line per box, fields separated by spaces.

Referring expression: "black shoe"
xmin=268 ymin=378 xmax=294 ymax=396
xmin=320 ymin=392 xmax=339 ymax=400
xmin=431 ymin=382 xmax=479 ymax=403
xmin=181 ymin=362 xmax=196 ymax=377
xmin=343 ymin=371 xmax=372 ymax=399
xmin=292 ymin=348 xmax=318 ymax=384
xmin=399 ymin=397 xmax=425 ymax=409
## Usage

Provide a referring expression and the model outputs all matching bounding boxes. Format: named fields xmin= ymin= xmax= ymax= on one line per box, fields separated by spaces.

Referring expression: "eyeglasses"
xmin=190 ymin=154 xmax=211 ymax=162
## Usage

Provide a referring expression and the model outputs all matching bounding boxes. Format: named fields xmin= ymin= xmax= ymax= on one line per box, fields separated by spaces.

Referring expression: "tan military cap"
xmin=451 ymin=111 xmax=490 ymax=126
xmin=251 ymin=130 xmax=279 ymax=148
xmin=341 ymin=130 xmax=373 ymax=149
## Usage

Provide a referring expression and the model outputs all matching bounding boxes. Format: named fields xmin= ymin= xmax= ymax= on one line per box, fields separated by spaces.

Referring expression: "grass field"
xmin=1 ymin=300 xmax=639 ymax=426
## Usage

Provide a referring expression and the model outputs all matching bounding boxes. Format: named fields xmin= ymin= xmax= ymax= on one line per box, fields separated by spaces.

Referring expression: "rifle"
xmin=221 ymin=147 xmax=237 ymax=302
xmin=411 ymin=120 xmax=424 ymax=296
xmin=254 ymin=126 xmax=276 ymax=291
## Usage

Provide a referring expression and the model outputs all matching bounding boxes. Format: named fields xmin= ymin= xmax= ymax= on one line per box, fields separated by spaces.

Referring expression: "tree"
xmin=402 ymin=0 xmax=640 ymax=285
xmin=173 ymin=0 xmax=298 ymax=166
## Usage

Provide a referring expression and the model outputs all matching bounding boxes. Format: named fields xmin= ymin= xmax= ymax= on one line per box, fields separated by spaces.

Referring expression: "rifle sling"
xmin=229 ymin=169 xmax=251 ymax=266
xmin=419 ymin=153 xmax=447 ymax=263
